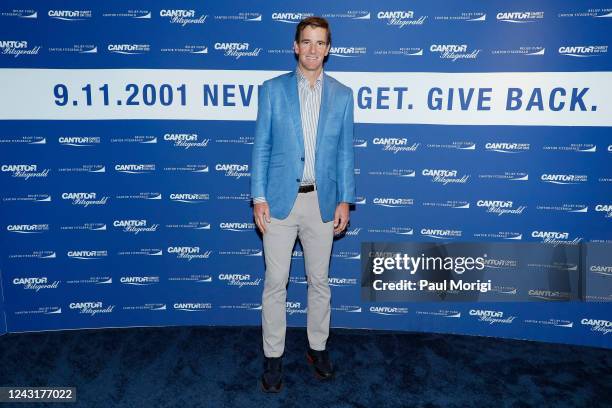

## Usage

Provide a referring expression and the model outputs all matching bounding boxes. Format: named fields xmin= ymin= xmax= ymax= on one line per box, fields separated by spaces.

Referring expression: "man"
xmin=250 ymin=16 xmax=355 ymax=392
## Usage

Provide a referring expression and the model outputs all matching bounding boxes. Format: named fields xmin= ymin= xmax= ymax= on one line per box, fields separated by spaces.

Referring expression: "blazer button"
xmin=300 ymin=157 xmax=304 ymax=161
xmin=296 ymin=178 xmax=300 ymax=182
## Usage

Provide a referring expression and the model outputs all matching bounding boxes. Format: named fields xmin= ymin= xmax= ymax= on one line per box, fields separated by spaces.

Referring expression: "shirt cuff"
xmin=253 ymin=197 xmax=267 ymax=204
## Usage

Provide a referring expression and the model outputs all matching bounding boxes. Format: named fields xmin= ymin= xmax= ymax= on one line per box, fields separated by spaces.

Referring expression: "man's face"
xmin=293 ymin=26 xmax=330 ymax=72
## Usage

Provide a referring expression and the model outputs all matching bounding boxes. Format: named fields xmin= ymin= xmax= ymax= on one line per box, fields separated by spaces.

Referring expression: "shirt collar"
xmin=296 ymin=66 xmax=323 ymax=87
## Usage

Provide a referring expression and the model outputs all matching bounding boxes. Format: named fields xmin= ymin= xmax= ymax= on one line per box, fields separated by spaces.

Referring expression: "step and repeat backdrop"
xmin=0 ymin=0 xmax=611 ymax=348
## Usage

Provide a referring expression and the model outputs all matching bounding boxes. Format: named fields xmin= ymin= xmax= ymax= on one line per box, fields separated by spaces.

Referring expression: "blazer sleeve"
xmin=336 ymin=88 xmax=356 ymax=204
xmin=250 ymin=81 xmax=272 ymax=199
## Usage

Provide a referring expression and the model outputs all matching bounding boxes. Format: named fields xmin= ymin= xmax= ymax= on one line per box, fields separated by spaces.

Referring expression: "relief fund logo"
xmin=0 ymin=40 xmax=41 ymax=57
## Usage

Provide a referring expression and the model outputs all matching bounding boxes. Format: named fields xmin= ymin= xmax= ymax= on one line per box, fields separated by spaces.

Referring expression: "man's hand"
xmin=254 ymin=202 xmax=271 ymax=234
xmin=333 ymin=203 xmax=350 ymax=235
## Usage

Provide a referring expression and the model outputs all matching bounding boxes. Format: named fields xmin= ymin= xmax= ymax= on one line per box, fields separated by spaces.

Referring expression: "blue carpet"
xmin=0 ymin=326 xmax=610 ymax=407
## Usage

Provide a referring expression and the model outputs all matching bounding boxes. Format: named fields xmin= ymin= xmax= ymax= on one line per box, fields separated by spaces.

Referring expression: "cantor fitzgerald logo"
xmin=167 ymin=246 xmax=212 ymax=261
xmin=372 ymin=138 xmax=419 ymax=153
xmin=48 ymin=10 xmax=92 ymax=20
xmin=115 ymin=164 xmax=155 ymax=174
xmin=369 ymin=306 xmax=409 ymax=316
xmin=420 ymin=228 xmax=462 ymax=240
xmin=559 ymin=46 xmax=608 ymax=57
xmin=372 ymin=197 xmax=414 ymax=208
xmin=7 ymin=224 xmax=49 ymax=234
xmin=119 ymin=276 xmax=160 ymax=285
xmin=173 ymin=303 xmax=212 ymax=311
xmin=219 ymin=222 xmax=255 ymax=232
xmin=531 ymin=230 xmax=582 ymax=244
xmin=218 ymin=273 xmax=262 ymax=287
xmin=528 ymin=289 xmax=571 ymax=301
xmin=328 ymin=277 xmax=358 ymax=287
xmin=0 ymin=9 xmax=37 ymax=19
xmin=581 ymin=318 xmax=612 ymax=335
xmin=215 ymin=163 xmax=250 ymax=179
xmin=496 ymin=11 xmax=544 ymax=23
xmin=469 ymin=309 xmax=516 ymax=324
xmin=169 ymin=193 xmax=209 ymax=203
xmin=483 ymin=258 xmax=518 ymax=269
xmin=67 ymin=250 xmax=108 ymax=260
xmin=271 ymin=12 xmax=313 ymax=23
xmin=429 ymin=44 xmax=480 ymax=61
xmin=377 ymin=10 xmax=427 ymax=27
xmin=540 ymin=174 xmax=587 ymax=185
xmin=13 ymin=277 xmax=60 ymax=291
xmin=107 ymin=44 xmax=150 ymax=55
xmin=422 ymin=169 xmax=470 ymax=185
xmin=214 ymin=42 xmax=261 ymax=59
xmin=69 ymin=302 xmax=114 ymax=316
xmin=159 ymin=9 xmax=207 ymax=26
xmin=476 ymin=200 xmax=526 ymax=216
xmin=485 ymin=142 xmax=530 ymax=153
xmin=595 ymin=204 xmax=612 ymax=218
xmin=1 ymin=164 xmax=49 ymax=180
xmin=61 ymin=192 xmax=109 ymax=207
xmin=0 ymin=40 xmax=41 ymax=57
xmin=113 ymin=219 xmax=159 ymax=234
xmin=164 ymin=133 xmax=209 ymax=149
xmin=286 ymin=302 xmax=307 ymax=315
xmin=329 ymin=46 xmax=367 ymax=58
xmin=59 ymin=137 xmax=101 ymax=146
xmin=590 ymin=264 xmax=612 ymax=277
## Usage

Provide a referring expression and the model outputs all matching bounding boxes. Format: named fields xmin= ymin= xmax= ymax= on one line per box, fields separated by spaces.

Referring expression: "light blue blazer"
xmin=251 ymin=71 xmax=355 ymax=222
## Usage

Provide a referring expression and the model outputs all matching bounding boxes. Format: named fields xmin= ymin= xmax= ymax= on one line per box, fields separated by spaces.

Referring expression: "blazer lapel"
xmin=284 ymin=72 xmax=304 ymax=155
xmin=315 ymin=74 xmax=334 ymax=157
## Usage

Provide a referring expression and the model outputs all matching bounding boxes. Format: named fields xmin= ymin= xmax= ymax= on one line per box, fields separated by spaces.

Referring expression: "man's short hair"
xmin=295 ymin=16 xmax=331 ymax=45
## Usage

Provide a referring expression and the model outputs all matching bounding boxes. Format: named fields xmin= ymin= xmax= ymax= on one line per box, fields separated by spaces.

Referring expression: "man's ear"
xmin=293 ymin=41 xmax=299 ymax=54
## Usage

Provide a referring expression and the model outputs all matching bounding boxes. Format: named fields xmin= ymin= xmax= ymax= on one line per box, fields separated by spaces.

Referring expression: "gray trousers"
xmin=262 ymin=189 xmax=334 ymax=357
